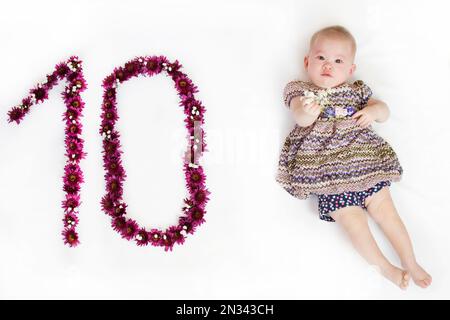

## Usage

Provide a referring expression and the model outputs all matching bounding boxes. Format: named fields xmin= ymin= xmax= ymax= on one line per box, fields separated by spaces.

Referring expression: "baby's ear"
xmin=349 ymin=63 xmax=356 ymax=75
xmin=304 ymin=56 xmax=309 ymax=70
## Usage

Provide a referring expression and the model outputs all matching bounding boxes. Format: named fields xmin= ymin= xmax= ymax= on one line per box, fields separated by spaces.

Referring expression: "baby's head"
xmin=304 ymin=26 xmax=357 ymax=89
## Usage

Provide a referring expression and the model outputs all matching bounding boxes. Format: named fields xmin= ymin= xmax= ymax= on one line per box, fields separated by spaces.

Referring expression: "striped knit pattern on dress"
xmin=276 ymin=80 xmax=403 ymax=199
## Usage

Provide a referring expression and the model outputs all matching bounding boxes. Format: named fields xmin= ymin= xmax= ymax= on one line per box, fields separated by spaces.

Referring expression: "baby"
xmin=276 ymin=26 xmax=432 ymax=289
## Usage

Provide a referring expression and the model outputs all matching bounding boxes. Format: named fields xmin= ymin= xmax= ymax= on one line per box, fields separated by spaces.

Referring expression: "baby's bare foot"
xmin=379 ymin=265 xmax=410 ymax=290
xmin=403 ymin=262 xmax=432 ymax=288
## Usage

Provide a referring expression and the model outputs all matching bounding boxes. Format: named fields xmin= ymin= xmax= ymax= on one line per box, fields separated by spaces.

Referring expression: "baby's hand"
xmin=351 ymin=106 xmax=378 ymax=128
xmin=298 ymin=96 xmax=322 ymax=117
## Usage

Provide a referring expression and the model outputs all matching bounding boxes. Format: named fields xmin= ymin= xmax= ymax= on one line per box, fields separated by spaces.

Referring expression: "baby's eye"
xmin=335 ymin=59 xmax=343 ymax=64
xmin=317 ymin=55 xmax=325 ymax=60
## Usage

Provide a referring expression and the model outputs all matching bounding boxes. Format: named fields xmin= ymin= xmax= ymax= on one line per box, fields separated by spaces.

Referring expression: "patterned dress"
xmin=276 ymin=80 xmax=403 ymax=203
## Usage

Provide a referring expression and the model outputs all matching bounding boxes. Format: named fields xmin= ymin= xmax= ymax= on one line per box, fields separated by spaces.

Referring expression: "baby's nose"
xmin=323 ymin=63 xmax=332 ymax=70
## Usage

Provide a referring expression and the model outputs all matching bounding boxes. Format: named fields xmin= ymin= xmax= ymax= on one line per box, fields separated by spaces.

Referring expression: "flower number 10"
xmin=7 ymin=55 xmax=209 ymax=251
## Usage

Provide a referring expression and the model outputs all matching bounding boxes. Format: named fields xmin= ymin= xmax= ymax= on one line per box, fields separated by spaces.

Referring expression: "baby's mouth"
xmin=321 ymin=73 xmax=332 ymax=77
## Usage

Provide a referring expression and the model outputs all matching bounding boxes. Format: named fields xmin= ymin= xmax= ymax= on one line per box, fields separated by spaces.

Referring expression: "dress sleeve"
xmin=283 ymin=80 xmax=306 ymax=108
xmin=353 ymin=80 xmax=373 ymax=107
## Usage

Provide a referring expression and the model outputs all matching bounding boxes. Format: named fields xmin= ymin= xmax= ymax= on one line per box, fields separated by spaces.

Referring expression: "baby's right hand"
xmin=298 ymin=96 xmax=322 ymax=117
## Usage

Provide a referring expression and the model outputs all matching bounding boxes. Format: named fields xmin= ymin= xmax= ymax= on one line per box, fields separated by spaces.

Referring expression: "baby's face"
xmin=304 ymin=36 xmax=356 ymax=89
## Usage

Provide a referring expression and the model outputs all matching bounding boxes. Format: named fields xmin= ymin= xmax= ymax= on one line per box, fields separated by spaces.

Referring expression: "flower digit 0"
xmin=7 ymin=56 xmax=87 ymax=247
xmin=101 ymin=56 xmax=209 ymax=251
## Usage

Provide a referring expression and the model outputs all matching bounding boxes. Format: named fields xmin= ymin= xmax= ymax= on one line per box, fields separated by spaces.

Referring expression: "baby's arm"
xmin=289 ymin=96 xmax=321 ymax=127
xmin=367 ymin=98 xmax=390 ymax=123
xmin=352 ymin=98 xmax=390 ymax=128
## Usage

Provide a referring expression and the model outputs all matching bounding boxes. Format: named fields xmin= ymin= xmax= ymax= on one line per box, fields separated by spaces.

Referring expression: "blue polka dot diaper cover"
xmin=317 ymin=181 xmax=391 ymax=222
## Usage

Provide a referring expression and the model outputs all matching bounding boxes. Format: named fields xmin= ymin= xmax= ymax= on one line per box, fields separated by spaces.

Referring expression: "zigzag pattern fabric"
xmin=276 ymin=80 xmax=403 ymax=199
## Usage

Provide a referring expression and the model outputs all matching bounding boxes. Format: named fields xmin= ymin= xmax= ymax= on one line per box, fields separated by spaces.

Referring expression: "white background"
xmin=1 ymin=0 xmax=449 ymax=299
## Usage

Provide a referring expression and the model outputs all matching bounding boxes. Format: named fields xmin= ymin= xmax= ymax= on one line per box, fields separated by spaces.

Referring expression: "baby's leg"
xmin=330 ymin=206 xmax=409 ymax=289
xmin=364 ymin=188 xmax=432 ymax=288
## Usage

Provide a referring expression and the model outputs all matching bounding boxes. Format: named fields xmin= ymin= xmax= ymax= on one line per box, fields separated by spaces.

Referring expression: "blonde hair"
xmin=310 ymin=25 xmax=356 ymax=57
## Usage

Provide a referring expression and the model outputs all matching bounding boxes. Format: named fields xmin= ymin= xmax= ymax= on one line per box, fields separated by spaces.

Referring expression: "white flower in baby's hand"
xmin=315 ymin=90 xmax=330 ymax=106
xmin=303 ymin=91 xmax=316 ymax=105
xmin=304 ymin=91 xmax=316 ymax=99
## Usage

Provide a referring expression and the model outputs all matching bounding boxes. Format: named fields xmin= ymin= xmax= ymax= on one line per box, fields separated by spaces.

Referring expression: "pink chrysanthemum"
xmin=174 ymin=75 xmax=197 ymax=95
xmin=64 ymin=109 xmax=80 ymax=125
xmin=144 ymin=56 xmax=164 ymax=75
xmin=121 ymin=219 xmax=138 ymax=240
xmin=102 ymin=74 xmax=116 ymax=88
xmin=112 ymin=217 xmax=127 ymax=233
xmin=161 ymin=232 xmax=174 ymax=252
xmin=62 ymin=228 xmax=80 ymax=247
xmin=104 ymin=158 xmax=125 ymax=178
xmin=30 ymin=85 xmax=48 ymax=102
xmin=104 ymin=88 xmax=116 ymax=101
xmin=71 ymin=77 xmax=87 ymax=91
xmin=55 ymin=63 xmax=70 ymax=79
xmin=168 ymin=226 xmax=185 ymax=245
xmin=64 ymin=164 xmax=84 ymax=187
xmin=45 ymin=73 xmax=58 ymax=89
xmin=62 ymin=194 xmax=80 ymax=213
xmin=135 ymin=229 xmax=150 ymax=246
xmin=21 ymin=96 xmax=32 ymax=108
xmin=112 ymin=202 xmax=127 ymax=217
xmin=106 ymin=177 xmax=123 ymax=196
xmin=7 ymin=107 xmax=25 ymax=124
xmin=102 ymin=99 xmax=116 ymax=111
xmin=192 ymin=188 xmax=210 ymax=206
xmin=179 ymin=216 xmax=196 ymax=235
xmin=65 ymin=137 xmax=85 ymax=162
xmin=103 ymin=138 xmax=120 ymax=156
xmin=189 ymin=206 xmax=206 ymax=225
xmin=63 ymin=212 xmax=79 ymax=228
xmin=68 ymin=56 xmax=81 ymax=68
xmin=114 ymin=67 xmax=128 ymax=82
xmin=66 ymin=121 xmax=82 ymax=137
xmin=124 ymin=60 xmax=140 ymax=78
xmin=149 ymin=229 xmax=163 ymax=246
xmin=184 ymin=165 xmax=206 ymax=192
xmin=101 ymin=194 xmax=116 ymax=215
xmin=63 ymin=164 xmax=83 ymax=194
xmin=66 ymin=97 xmax=84 ymax=109
xmin=102 ymin=109 xmax=118 ymax=122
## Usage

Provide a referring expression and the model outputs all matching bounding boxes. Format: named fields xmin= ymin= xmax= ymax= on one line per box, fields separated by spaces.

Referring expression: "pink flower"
xmin=121 ymin=219 xmax=138 ymax=240
xmin=168 ymin=226 xmax=185 ymax=245
xmin=189 ymin=206 xmax=205 ymax=226
xmin=45 ymin=73 xmax=58 ymax=89
xmin=103 ymin=74 xmax=116 ymax=88
xmin=144 ymin=56 xmax=164 ymax=75
xmin=7 ymin=107 xmax=25 ymax=124
xmin=112 ymin=217 xmax=127 ymax=233
xmin=149 ymin=229 xmax=163 ymax=246
xmin=106 ymin=177 xmax=123 ymax=197
xmin=135 ymin=229 xmax=150 ymax=246
xmin=192 ymin=188 xmax=210 ymax=207
xmin=63 ymin=212 xmax=79 ymax=228
xmin=161 ymin=232 xmax=174 ymax=252
xmin=55 ymin=63 xmax=70 ymax=79
xmin=65 ymin=137 xmax=85 ymax=162
xmin=101 ymin=194 xmax=116 ymax=216
xmin=30 ymin=85 xmax=48 ymax=102
xmin=184 ymin=165 xmax=206 ymax=192
xmin=112 ymin=202 xmax=127 ymax=217
xmin=62 ymin=194 xmax=80 ymax=213
xmin=62 ymin=228 xmax=80 ymax=247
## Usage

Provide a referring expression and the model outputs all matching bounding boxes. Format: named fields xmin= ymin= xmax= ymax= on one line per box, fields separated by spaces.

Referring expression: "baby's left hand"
xmin=351 ymin=105 xmax=378 ymax=128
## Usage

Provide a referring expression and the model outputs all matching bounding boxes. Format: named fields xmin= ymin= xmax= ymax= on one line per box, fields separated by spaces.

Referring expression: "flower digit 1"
xmin=100 ymin=56 xmax=209 ymax=251
xmin=7 ymin=56 xmax=87 ymax=247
